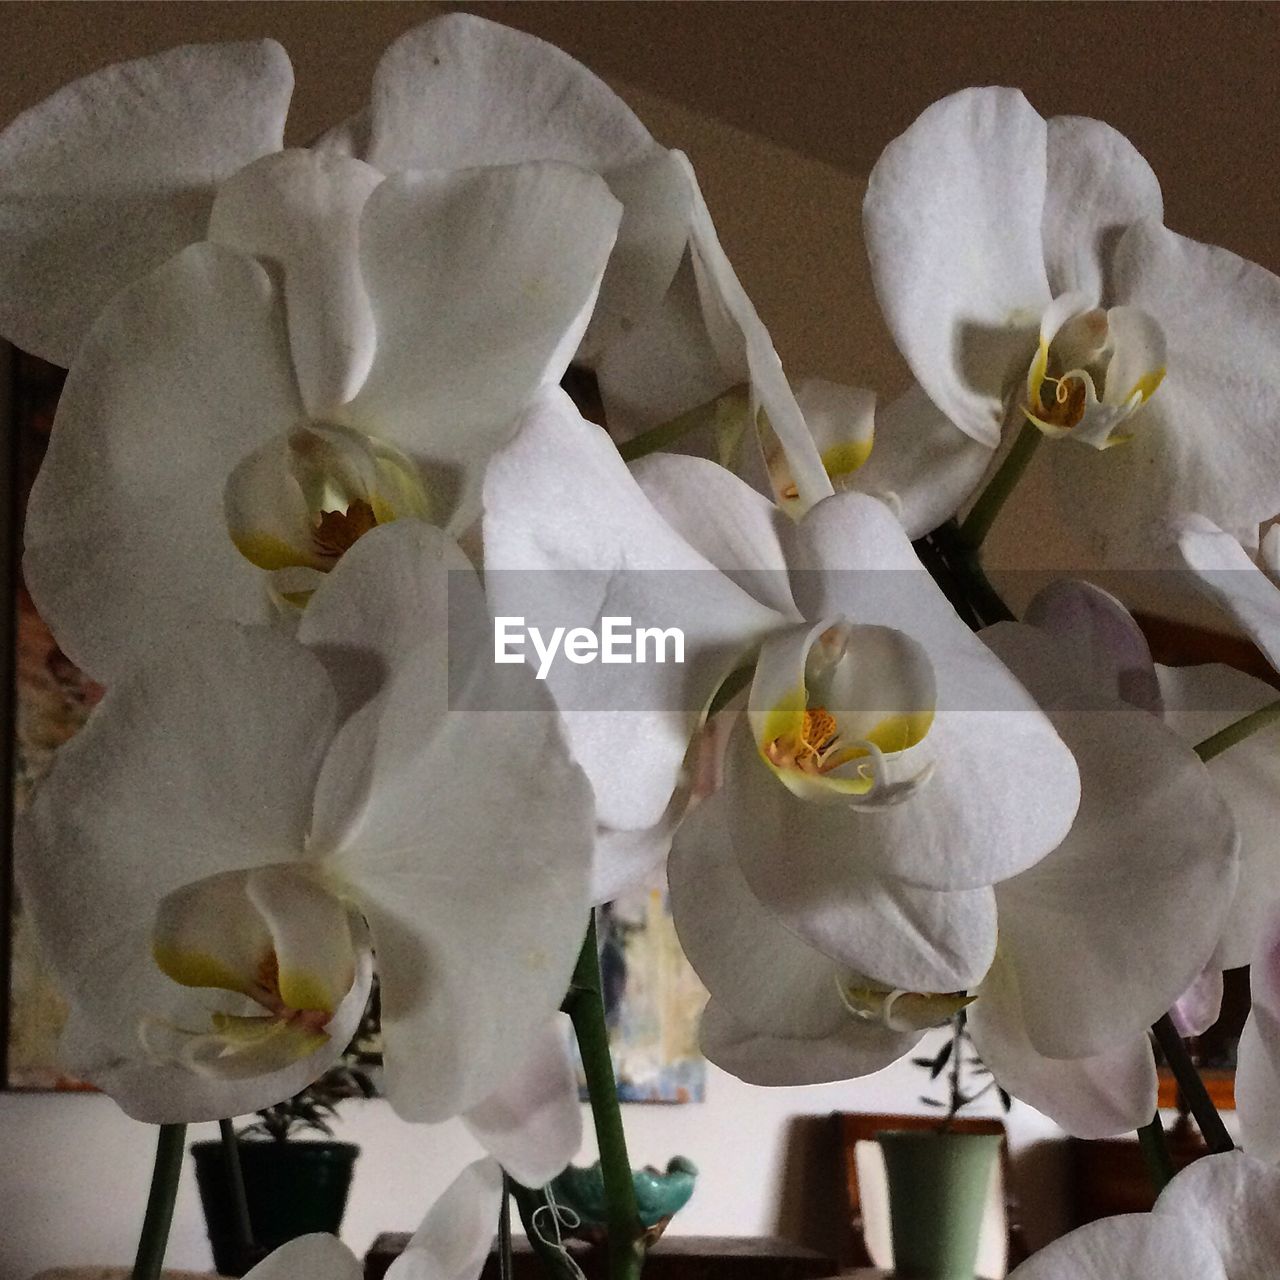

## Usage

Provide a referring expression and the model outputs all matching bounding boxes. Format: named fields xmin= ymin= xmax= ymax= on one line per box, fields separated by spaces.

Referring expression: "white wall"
xmin=1 ymin=1029 xmax=1077 ymax=1279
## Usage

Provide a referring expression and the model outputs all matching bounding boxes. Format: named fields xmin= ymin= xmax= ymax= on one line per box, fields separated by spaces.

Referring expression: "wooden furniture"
xmin=1068 ymin=1116 xmax=1209 ymax=1226
xmin=365 ymin=1234 xmax=835 ymax=1280
xmin=834 ymin=1113 xmax=1028 ymax=1277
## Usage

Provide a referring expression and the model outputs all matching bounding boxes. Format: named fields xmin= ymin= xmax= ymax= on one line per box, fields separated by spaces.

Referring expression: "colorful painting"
xmin=4 ymin=350 xmax=100 ymax=1089
xmin=595 ymin=884 xmax=707 ymax=1104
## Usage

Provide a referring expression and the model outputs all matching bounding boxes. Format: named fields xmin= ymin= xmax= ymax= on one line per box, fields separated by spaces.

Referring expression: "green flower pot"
xmin=877 ymin=1130 xmax=1001 ymax=1280
xmin=192 ymin=1139 xmax=359 ymax=1277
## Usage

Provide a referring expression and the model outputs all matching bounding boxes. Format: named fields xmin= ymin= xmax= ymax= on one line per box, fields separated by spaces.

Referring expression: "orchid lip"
xmin=225 ymin=420 xmax=433 ymax=600
xmin=1020 ymin=297 xmax=1167 ymax=448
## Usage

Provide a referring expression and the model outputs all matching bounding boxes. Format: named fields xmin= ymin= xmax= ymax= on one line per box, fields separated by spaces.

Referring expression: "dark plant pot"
xmin=192 ymin=1139 xmax=360 ymax=1277
xmin=877 ymin=1130 xmax=1001 ymax=1280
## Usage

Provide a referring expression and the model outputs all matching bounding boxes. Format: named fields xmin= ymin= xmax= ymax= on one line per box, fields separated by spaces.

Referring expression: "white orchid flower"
xmin=324 ymin=13 xmax=841 ymax=513
xmin=671 ymin=585 xmax=1237 ymax=1140
xmin=243 ymin=1158 xmax=505 ymax=1280
xmin=0 ymin=17 xmax=838 ymax=517
xmin=485 ymin=389 xmax=1079 ymax=933
xmin=862 ymin=87 xmax=1280 ymax=565
xmin=1007 ymin=1151 xmax=1280 ymax=1280
xmin=20 ymin=150 xmax=619 ymax=684
xmin=17 ymin=523 xmax=594 ymax=1181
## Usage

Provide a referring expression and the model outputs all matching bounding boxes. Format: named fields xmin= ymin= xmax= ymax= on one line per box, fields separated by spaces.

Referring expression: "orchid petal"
xmin=630 ymin=451 xmax=798 ymax=616
xmin=482 ymin=388 xmax=787 ymax=833
xmin=982 ymin=622 xmax=1238 ymax=1057
xmin=1175 ymin=515 xmax=1280 ymax=673
xmin=23 ymin=242 xmax=301 ymax=682
xmin=863 ymin=88 xmax=1052 ymax=447
xmin=0 ymin=40 xmax=292 ymax=364
xmin=1154 ymin=1150 xmax=1280 ymax=1274
xmin=594 ymin=255 xmax=731 ymax=436
xmin=366 ymin=14 xmax=655 ymax=174
xmin=1005 ymin=1212 xmax=1224 ymax=1280
xmin=1052 ymin=222 xmax=1280 ymax=567
xmin=831 ymin=382 xmax=995 ymax=539
xmin=670 ymin=790 xmax=927 ymax=1083
xmin=1024 ymin=579 xmax=1162 ymax=714
xmin=790 ymin=492 xmax=1081 ymax=888
xmin=310 ymin=618 xmax=594 ymax=1122
xmin=461 ymin=1016 xmax=580 ymax=1187
xmin=679 ymin=154 xmax=833 ymax=513
xmin=339 ymin=162 xmax=622 ymax=530
xmin=208 ymin=150 xmax=383 ymax=417
xmin=1170 ymin=966 xmax=1225 ymax=1040
xmin=15 ymin=625 xmax=347 ymax=1120
xmin=1041 ymin=115 xmax=1163 ymax=300
xmin=578 ymin=149 xmax=696 ymax=362
xmin=386 ymin=1159 xmax=505 ymax=1280
xmin=698 ymin=997 xmax=916 ymax=1088
xmin=723 ymin=723 xmax=997 ymax=994
xmin=242 ymin=1233 xmax=363 ymax=1280
xmin=969 ymin=959 xmax=1157 ymax=1140
xmin=246 ymin=867 xmax=357 ymax=1018
xmin=298 ymin=520 xmax=476 ymax=720
xmin=1157 ymin=661 xmax=1280 ymax=969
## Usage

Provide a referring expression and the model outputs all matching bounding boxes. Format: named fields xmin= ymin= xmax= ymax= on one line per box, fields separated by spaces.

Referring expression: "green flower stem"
xmin=499 ymin=1173 xmax=514 ymax=1280
xmin=218 ymin=1118 xmax=254 ymax=1257
xmin=928 ymin=521 xmax=1015 ymax=626
xmin=1137 ymin=1115 xmax=1175 ymax=1195
xmin=1151 ymin=1015 xmax=1234 ymax=1155
xmin=565 ymin=913 xmax=646 ymax=1280
xmin=1194 ymin=699 xmax=1280 ymax=763
xmin=617 ymin=386 xmax=748 ymax=464
xmin=131 ymin=1123 xmax=187 ymax=1280
xmin=957 ymin=419 xmax=1043 ymax=552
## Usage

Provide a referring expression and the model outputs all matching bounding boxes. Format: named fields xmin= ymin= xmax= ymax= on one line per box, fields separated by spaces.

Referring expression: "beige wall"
xmin=0 ymin=4 xmax=1273 ymax=1275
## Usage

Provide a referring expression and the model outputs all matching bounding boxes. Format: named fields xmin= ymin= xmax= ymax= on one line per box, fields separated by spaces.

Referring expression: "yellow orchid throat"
xmin=1021 ymin=302 xmax=1167 ymax=447
xmin=760 ymin=689 xmax=934 ymax=796
xmin=225 ymin=422 xmax=432 ymax=592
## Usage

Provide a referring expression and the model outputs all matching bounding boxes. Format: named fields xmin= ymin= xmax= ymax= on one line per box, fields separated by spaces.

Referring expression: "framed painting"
xmin=2 ymin=344 xmax=97 ymax=1090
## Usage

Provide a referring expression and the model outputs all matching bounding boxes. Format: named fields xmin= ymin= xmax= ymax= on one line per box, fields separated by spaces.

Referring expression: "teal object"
xmin=550 ymin=1156 xmax=698 ymax=1233
xmin=877 ymin=1130 xmax=1001 ymax=1279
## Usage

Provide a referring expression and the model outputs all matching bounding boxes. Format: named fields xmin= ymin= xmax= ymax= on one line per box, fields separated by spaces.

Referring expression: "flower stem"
xmin=1151 ymin=1014 xmax=1234 ymax=1154
xmin=218 ymin=1119 xmax=254 ymax=1258
xmin=1194 ymin=699 xmax=1280 ymax=763
xmin=617 ymin=386 xmax=748 ymax=464
xmin=957 ymin=419 xmax=1042 ymax=552
xmin=499 ymin=1173 xmax=514 ymax=1280
xmin=131 ymin=1123 xmax=187 ymax=1280
xmin=927 ymin=521 xmax=1015 ymax=626
xmin=564 ymin=913 xmax=645 ymax=1280
xmin=1137 ymin=1115 xmax=1174 ymax=1194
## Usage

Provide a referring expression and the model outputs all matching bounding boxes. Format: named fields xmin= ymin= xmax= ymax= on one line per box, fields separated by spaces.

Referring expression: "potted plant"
xmin=876 ymin=1012 xmax=1010 ymax=1280
xmin=192 ymin=990 xmax=381 ymax=1277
